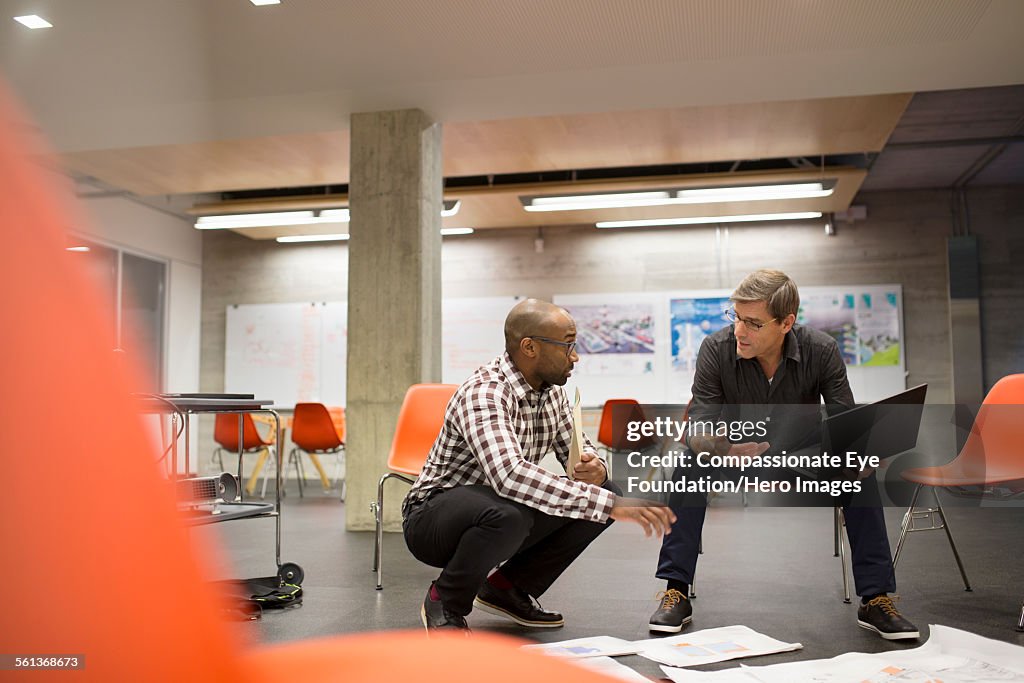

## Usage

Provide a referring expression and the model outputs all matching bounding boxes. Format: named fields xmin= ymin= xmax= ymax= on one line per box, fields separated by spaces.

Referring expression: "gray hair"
xmin=731 ymin=269 xmax=800 ymax=320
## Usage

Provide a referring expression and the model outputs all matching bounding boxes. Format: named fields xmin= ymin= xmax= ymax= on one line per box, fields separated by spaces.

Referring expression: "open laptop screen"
xmin=823 ymin=384 xmax=928 ymax=462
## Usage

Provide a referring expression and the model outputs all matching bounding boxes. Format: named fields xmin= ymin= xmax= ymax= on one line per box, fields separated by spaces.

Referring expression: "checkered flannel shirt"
xmin=403 ymin=353 xmax=616 ymax=522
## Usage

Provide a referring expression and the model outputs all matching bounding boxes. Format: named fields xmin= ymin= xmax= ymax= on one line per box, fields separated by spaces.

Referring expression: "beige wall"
xmin=198 ymin=186 xmax=1024 ymax=473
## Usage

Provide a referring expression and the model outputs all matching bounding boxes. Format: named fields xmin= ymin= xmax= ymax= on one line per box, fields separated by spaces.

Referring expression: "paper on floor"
xmin=635 ymin=625 xmax=802 ymax=668
xmin=522 ymin=635 xmax=640 ymax=658
xmin=659 ymin=624 xmax=1024 ymax=683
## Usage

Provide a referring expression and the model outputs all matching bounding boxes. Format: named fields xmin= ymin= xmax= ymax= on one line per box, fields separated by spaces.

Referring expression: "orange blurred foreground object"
xmin=0 ymin=84 xmax=621 ymax=682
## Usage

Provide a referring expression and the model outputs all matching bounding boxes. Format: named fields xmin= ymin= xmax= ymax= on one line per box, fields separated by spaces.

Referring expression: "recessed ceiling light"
xmin=65 ymin=246 xmax=91 ymax=252
xmin=14 ymin=15 xmax=53 ymax=29
xmin=249 ymin=0 xmax=281 ymax=5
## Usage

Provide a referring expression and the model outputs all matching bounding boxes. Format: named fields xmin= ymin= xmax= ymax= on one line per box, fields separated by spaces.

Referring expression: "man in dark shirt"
xmin=648 ymin=269 xmax=918 ymax=640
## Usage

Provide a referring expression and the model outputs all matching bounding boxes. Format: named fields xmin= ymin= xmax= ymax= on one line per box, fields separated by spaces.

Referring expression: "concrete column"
xmin=346 ymin=109 xmax=442 ymax=531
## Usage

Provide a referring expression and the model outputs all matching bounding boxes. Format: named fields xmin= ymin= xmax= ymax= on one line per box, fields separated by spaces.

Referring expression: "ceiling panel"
xmin=60 ymin=94 xmax=908 ymax=196
xmin=889 ymin=84 xmax=1024 ymax=143
xmin=969 ymin=144 xmax=1024 ymax=185
xmin=861 ymin=146 xmax=994 ymax=190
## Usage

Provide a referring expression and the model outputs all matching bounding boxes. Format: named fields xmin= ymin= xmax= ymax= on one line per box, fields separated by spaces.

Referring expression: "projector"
xmin=176 ymin=472 xmax=240 ymax=504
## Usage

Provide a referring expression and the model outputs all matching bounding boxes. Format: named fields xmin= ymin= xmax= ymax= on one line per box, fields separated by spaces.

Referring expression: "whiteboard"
xmin=556 ymin=285 xmax=905 ymax=407
xmin=225 ymin=302 xmax=346 ymax=407
xmin=442 ymin=296 xmax=521 ymax=383
xmin=226 ymin=297 xmax=518 ymax=407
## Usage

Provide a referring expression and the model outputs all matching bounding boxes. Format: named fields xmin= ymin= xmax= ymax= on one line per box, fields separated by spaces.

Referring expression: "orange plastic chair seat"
xmin=292 ymin=403 xmax=344 ymax=452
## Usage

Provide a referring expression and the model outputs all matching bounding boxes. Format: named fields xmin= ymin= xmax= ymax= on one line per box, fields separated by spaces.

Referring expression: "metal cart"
xmin=137 ymin=393 xmax=303 ymax=585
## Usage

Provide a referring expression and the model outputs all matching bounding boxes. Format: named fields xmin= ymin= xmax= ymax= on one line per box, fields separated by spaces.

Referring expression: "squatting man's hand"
xmin=609 ymin=497 xmax=677 ymax=537
xmin=573 ymin=450 xmax=607 ymax=484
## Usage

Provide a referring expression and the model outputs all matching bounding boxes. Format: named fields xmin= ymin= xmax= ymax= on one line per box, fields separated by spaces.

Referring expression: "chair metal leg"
xmin=892 ymin=485 xmax=971 ymax=591
xmin=1016 ymin=599 xmax=1024 ymax=632
xmin=836 ymin=507 xmax=851 ymax=603
xmin=833 ymin=505 xmax=841 ymax=557
xmin=374 ymin=474 xmax=387 ymax=589
xmin=291 ymin=448 xmax=305 ymax=498
xmin=933 ymin=494 xmax=972 ymax=591
xmin=688 ymin=536 xmax=702 ymax=599
xmin=371 ymin=472 xmax=416 ymax=590
xmin=893 ymin=484 xmax=923 ymax=567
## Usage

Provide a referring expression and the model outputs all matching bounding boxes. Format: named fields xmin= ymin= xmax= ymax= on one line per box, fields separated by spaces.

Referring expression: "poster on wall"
xmin=553 ymin=293 xmax=664 ymax=405
xmin=560 ymin=301 xmax=656 ymax=376
xmin=798 ymin=291 xmax=859 ymax=365
xmin=670 ymin=296 xmax=731 ymax=373
xmin=796 ymin=288 xmax=901 ymax=367
xmin=856 ymin=291 xmax=900 ymax=366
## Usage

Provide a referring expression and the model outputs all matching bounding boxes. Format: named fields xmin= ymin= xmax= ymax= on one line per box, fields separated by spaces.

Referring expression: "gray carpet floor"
xmin=195 ymin=485 xmax=1024 ymax=679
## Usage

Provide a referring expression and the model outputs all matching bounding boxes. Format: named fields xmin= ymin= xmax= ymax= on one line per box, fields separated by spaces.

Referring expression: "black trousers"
xmin=403 ymin=480 xmax=620 ymax=616
xmin=656 ymin=467 xmax=897 ymax=598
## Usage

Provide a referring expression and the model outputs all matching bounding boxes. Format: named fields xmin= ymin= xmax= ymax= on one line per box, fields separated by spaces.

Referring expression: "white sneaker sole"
xmin=473 ymin=597 xmax=564 ymax=628
xmin=648 ymin=615 xmax=692 ymax=633
xmin=857 ymin=619 xmax=919 ymax=640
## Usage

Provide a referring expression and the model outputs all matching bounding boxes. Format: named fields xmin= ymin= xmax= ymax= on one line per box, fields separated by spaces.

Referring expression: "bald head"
xmin=504 ymin=299 xmax=571 ymax=356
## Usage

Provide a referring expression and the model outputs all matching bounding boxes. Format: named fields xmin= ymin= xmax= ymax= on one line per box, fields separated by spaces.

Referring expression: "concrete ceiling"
xmin=1 ymin=0 xmax=1022 ymax=237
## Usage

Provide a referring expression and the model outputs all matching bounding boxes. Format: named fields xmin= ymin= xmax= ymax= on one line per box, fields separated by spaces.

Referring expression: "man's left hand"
xmin=574 ymin=450 xmax=607 ymax=484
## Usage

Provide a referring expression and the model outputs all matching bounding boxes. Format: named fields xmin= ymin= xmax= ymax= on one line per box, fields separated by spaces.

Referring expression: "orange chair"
xmin=893 ymin=374 xmax=1024 ymax=601
xmin=371 ymin=383 xmax=458 ymax=589
xmin=289 ymin=403 xmax=345 ymax=499
xmin=213 ymin=412 xmax=278 ymax=498
xmin=596 ymin=398 xmax=658 ymax=453
xmin=1 ymin=83 xmax=633 ymax=683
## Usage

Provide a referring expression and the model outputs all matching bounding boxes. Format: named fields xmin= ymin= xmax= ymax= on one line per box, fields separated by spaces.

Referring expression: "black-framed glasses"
xmin=725 ymin=308 xmax=777 ymax=332
xmin=529 ymin=335 xmax=577 ymax=357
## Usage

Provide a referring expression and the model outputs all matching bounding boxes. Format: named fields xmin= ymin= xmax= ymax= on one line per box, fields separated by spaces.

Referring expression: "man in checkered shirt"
xmin=403 ymin=299 xmax=675 ymax=633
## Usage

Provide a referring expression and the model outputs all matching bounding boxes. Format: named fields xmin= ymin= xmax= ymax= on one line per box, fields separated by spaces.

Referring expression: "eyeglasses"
xmin=529 ymin=336 xmax=577 ymax=357
xmin=725 ymin=308 xmax=777 ymax=332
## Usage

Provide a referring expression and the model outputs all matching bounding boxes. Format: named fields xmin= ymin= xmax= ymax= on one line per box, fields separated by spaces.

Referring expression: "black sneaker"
xmin=857 ymin=595 xmax=919 ymax=640
xmin=421 ymin=583 xmax=470 ymax=634
xmin=473 ymin=581 xmax=564 ymax=628
xmin=649 ymin=589 xmax=692 ymax=633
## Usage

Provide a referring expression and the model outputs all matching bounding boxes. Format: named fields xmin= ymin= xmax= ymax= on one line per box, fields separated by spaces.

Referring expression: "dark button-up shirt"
xmin=403 ymin=353 xmax=615 ymax=522
xmin=685 ymin=324 xmax=855 ymax=455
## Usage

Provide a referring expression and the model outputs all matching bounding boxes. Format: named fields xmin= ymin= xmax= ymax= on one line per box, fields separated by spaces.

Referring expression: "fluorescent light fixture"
xmin=249 ymin=0 xmax=281 ymax=5
xmin=197 ymin=200 xmax=462 ymax=230
xmin=276 ymin=233 xmax=349 ymax=243
xmin=674 ymin=182 xmax=832 ymax=202
xmin=195 ymin=211 xmax=318 ymax=229
xmin=596 ymin=211 xmax=823 ymax=229
xmin=523 ymin=182 xmax=834 ymax=212
xmin=65 ymin=246 xmax=91 ymax=252
xmin=317 ymin=208 xmax=350 ymax=223
xmin=524 ymin=191 xmax=672 ymax=212
xmin=14 ymin=14 xmax=52 ymax=28
xmin=278 ymin=227 xmax=473 ymax=243
xmin=441 ymin=199 xmax=461 ymax=217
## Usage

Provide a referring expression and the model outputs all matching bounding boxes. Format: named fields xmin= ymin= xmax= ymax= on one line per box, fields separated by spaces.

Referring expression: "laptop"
xmin=823 ymin=384 xmax=928 ymax=463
